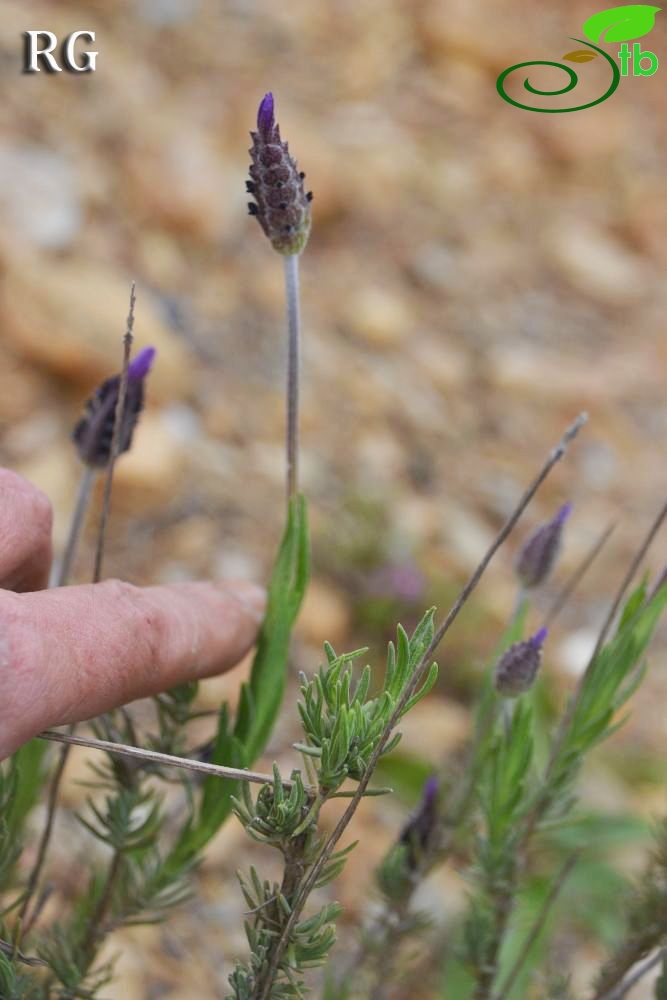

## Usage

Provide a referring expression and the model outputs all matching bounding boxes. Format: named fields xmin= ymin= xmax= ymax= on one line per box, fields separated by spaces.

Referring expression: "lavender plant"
xmin=0 ymin=92 xmax=666 ymax=1000
xmin=325 ymin=508 xmax=667 ymax=1000
xmin=0 ymin=94 xmax=311 ymax=996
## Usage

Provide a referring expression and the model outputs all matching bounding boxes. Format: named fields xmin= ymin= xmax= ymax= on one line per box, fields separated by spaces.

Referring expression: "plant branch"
xmin=525 ymin=497 xmax=667 ymax=842
xmin=595 ymin=947 xmax=666 ymax=1000
xmin=16 ymin=743 xmax=72 ymax=941
xmin=0 ymin=938 xmax=48 ymax=968
xmin=494 ymin=852 xmax=579 ymax=1000
xmin=252 ymin=412 xmax=588 ymax=1000
xmin=284 ymin=253 xmax=301 ymax=503
xmin=38 ymin=730 xmax=307 ymax=789
xmin=588 ymin=500 xmax=667 ymax=665
xmin=80 ymin=848 xmax=122 ymax=966
xmin=93 ymin=282 xmax=136 ymax=583
xmin=483 ymin=500 xmax=667 ymax=998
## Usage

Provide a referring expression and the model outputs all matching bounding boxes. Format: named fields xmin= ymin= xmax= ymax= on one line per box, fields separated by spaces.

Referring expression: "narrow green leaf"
xmin=5 ymin=740 xmax=48 ymax=839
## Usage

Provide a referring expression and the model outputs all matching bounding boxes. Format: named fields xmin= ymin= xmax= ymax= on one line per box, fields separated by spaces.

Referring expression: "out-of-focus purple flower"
xmin=399 ymin=775 xmax=439 ymax=871
xmin=494 ymin=628 xmax=547 ymax=697
xmin=367 ymin=563 xmax=427 ymax=603
xmin=516 ymin=503 xmax=572 ymax=589
xmin=247 ymin=92 xmax=312 ymax=255
xmin=72 ymin=347 xmax=156 ymax=468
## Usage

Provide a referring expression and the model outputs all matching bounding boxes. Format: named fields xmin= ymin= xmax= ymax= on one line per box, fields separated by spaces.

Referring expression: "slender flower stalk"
xmin=52 ymin=466 xmax=97 ymax=587
xmin=284 ymin=253 xmax=301 ymax=500
xmin=248 ymin=92 xmax=312 ymax=504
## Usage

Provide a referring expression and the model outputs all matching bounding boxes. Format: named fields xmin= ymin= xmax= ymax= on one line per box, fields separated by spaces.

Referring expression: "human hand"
xmin=0 ymin=469 xmax=265 ymax=760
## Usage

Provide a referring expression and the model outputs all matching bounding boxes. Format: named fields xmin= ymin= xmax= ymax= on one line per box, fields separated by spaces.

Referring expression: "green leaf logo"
xmin=582 ymin=4 xmax=661 ymax=43
xmin=563 ymin=49 xmax=599 ymax=60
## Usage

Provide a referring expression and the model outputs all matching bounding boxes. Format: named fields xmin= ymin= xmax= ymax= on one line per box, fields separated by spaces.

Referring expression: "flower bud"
xmin=516 ymin=503 xmax=572 ymax=589
xmin=247 ymin=92 xmax=312 ymax=255
xmin=494 ymin=628 xmax=547 ymax=697
xmin=399 ymin=774 xmax=439 ymax=870
xmin=72 ymin=346 xmax=156 ymax=468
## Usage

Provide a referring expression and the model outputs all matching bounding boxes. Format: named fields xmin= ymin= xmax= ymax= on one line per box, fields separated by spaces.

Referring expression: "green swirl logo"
xmin=497 ymin=5 xmax=661 ymax=113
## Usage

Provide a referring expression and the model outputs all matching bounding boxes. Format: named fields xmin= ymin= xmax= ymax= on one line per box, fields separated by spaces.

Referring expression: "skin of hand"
xmin=0 ymin=469 xmax=265 ymax=760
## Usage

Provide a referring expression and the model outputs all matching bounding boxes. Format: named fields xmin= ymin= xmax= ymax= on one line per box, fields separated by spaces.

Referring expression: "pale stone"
xmin=346 ymin=287 xmax=412 ymax=348
xmin=297 ymin=578 xmax=352 ymax=647
xmin=113 ymin=412 xmax=187 ymax=502
xmin=546 ymin=221 xmax=649 ymax=305
xmin=1 ymin=254 xmax=193 ymax=399
xmin=0 ymin=144 xmax=82 ymax=249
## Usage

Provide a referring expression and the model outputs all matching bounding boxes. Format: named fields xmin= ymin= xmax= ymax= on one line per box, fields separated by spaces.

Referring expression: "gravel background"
xmin=1 ymin=2 xmax=665 ymax=996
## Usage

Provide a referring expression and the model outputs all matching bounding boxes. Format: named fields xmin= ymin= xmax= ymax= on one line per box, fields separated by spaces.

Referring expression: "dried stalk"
xmin=39 ymin=730 xmax=305 ymax=789
xmin=93 ymin=282 xmax=136 ymax=583
xmin=19 ymin=286 xmax=138 ymax=943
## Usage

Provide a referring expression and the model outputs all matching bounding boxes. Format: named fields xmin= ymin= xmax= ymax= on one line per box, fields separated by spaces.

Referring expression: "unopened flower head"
xmin=399 ymin=774 xmax=439 ymax=871
xmin=72 ymin=346 xmax=156 ymax=468
xmin=494 ymin=627 xmax=547 ymax=698
xmin=516 ymin=503 xmax=572 ymax=589
xmin=247 ymin=92 xmax=312 ymax=255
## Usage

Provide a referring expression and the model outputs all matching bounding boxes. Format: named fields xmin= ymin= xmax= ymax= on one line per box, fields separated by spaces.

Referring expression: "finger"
xmin=0 ymin=470 xmax=53 ymax=592
xmin=0 ymin=578 xmax=265 ymax=758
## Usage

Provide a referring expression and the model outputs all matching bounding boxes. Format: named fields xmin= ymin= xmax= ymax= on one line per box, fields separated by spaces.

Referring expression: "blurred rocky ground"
xmin=0 ymin=0 xmax=665 ymax=996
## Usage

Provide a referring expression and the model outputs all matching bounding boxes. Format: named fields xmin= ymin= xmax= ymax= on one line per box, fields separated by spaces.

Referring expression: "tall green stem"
xmin=284 ymin=253 xmax=301 ymax=503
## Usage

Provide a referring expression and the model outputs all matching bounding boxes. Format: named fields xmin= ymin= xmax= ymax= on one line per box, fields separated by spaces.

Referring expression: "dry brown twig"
xmin=39 ymin=730 xmax=306 ymax=789
xmin=18 ymin=285 xmax=138 ymax=942
xmin=93 ymin=281 xmax=136 ymax=583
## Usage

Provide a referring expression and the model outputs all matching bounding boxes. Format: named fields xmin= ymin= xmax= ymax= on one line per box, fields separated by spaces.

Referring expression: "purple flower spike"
xmin=72 ymin=349 xmax=155 ymax=468
xmin=531 ymin=627 xmax=548 ymax=647
xmin=399 ymin=774 xmax=439 ymax=871
xmin=128 ymin=346 xmax=156 ymax=382
xmin=516 ymin=503 xmax=572 ymax=589
xmin=257 ymin=92 xmax=275 ymax=134
xmin=423 ymin=774 xmax=438 ymax=806
xmin=247 ymin=92 xmax=312 ymax=255
xmin=494 ymin=630 xmax=547 ymax=698
xmin=556 ymin=502 xmax=573 ymax=525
